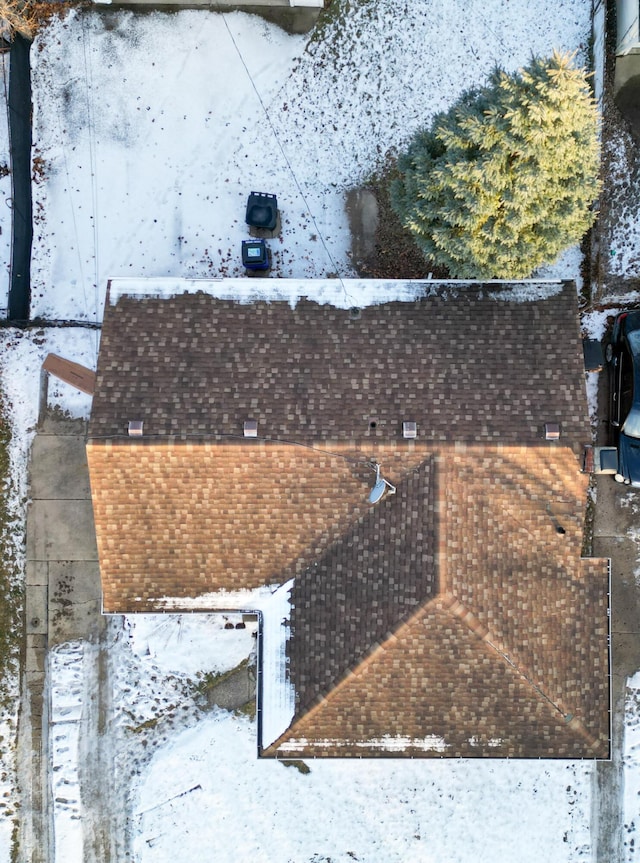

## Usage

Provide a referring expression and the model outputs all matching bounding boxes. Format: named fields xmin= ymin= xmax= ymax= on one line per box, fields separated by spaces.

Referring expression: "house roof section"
xmin=87 ymin=278 xmax=609 ymax=758
xmin=86 ymin=440 xmax=430 ymax=611
xmin=268 ymin=446 xmax=609 ymax=758
xmin=286 ymin=456 xmax=437 ymax=717
xmin=268 ymin=590 xmax=607 ymax=759
xmin=88 ymin=279 xmax=589 ymax=452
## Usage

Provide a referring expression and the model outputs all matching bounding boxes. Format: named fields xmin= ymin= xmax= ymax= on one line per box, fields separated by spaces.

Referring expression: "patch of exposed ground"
xmin=346 ymin=172 xmax=449 ymax=280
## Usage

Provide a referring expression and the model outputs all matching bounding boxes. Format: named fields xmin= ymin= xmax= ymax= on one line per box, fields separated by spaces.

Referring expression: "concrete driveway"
xmin=20 ymin=406 xmax=256 ymax=863
xmin=21 ymin=409 xmax=107 ymax=863
xmin=589 ymin=354 xmax=640 ymax=862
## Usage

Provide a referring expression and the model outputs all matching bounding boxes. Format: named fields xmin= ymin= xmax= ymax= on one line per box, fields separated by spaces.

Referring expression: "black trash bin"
xmin=242 ymin=239 xmax=271 ymax=271
xmin=245 ymin=192 xmax=278 ymax=231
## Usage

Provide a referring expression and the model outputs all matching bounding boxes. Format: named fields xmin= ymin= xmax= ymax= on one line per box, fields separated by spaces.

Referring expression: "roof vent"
xmin=244 ymin=419 xmax=258 ymax=438
xmin=545 ymin=422 xmax=560 ymax=441
xmin=403 ymin=421 xmax=417 ymax=439
xmin=128 ymin=420 xmax=144 ymax=437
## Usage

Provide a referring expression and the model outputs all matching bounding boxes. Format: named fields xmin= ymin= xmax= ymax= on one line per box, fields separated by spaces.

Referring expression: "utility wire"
xmin=220 ymin=14 xmax=354 ymax=306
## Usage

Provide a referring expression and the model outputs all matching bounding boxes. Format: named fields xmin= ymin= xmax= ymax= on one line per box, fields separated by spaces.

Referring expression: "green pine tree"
xmin=390 ymin=51 xmax=601 ymax=279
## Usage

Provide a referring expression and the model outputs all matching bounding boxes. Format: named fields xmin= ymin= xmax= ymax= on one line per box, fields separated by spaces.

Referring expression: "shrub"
xmin=390 ymin=51 xmax=601 ymax=279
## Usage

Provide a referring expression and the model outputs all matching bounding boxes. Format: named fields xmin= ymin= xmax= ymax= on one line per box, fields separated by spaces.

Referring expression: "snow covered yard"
xmin=48 ymin=613 xmax=595 ymax=863
xmin=624 ymin=673 xmax=640 ymax=859
xmin=598 ymin=117 xmax=640 ymax=284
xmin=0 ymin=0 xmax=632 ymax=861
xmin=592 ymin=0 xmax=640 ymax=292
xmin=129 ymin=621 xmax=594 ymax=863
xmin=29 ymin=1 xmax=591 ymax=322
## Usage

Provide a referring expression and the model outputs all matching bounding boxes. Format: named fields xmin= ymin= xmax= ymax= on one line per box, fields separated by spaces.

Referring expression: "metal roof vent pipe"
xmin=128 ymin=421 xmax=144 ymax=437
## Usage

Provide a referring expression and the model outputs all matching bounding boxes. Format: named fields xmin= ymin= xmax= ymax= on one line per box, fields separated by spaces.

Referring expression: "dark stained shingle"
xmin=89 ymin=284 xmax=589 ymax=451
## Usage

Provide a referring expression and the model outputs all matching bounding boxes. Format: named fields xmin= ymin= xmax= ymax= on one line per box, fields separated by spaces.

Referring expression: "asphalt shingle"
xmin=87 ymin=280 xmax=609 ymax=758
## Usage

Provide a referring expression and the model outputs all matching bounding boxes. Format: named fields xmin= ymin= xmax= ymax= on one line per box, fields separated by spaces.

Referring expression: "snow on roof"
xmin=107 ymin=276 xmax=564 ymax=310
xmin=278 ymin=734 xmax=450 ymax=755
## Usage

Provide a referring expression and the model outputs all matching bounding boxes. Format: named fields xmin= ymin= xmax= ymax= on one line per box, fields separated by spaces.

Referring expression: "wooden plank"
xmin=42 ymin=353 xmax=96 ymax=395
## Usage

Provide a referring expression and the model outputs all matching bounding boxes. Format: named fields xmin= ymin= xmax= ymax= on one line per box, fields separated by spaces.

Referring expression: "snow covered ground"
xmin=29 ymin=2 xmax=591 ymax=322
xmin=596 ymin=0 xmax=640 ymax=288
xmin=0 ymin=325 xmax=95 ymax=860
xmin=48 ymin=614 xmax=597 ymax=863
xmin=132 ymin=678 xmax=592 ymax=863
xmin=600 ymin=124 xmax=640 ymax=280
xmin=624 ymin=672 xmax=640 ymax=860
xmin=0 ymin=0 xmax=637 ymax=861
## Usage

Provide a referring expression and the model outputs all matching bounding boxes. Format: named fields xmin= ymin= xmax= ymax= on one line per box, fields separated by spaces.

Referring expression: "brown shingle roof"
xmin=268 ymin=446 xmax=609 ymax=758
xmin=287 ymin=457 xmax=437 ymax=715
xmin=86 ymin=441 xmax=430 ymax=611
xmin=89 ymin=284 xmax=589 ymax=449
xmin=269 ymin=596 xmax=607 ymax=759
xmin=87 ymin=279 xmax=609 ymax=758
xmin=442 ymin=447 xmax=607 ymax=739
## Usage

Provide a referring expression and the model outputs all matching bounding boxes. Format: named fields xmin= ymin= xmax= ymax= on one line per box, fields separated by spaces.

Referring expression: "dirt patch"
xmin=193 ymin=657 xmax=256 ymax=711
xmin=346 ymin=173 xmax=449 ymax=280
xmin=590 ymin=0 xmax=640 ymax=299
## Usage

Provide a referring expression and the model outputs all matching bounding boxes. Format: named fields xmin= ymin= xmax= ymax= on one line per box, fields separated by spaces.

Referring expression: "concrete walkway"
xmin=98 ymin=2 xmax=322 ymax=35
xmin=590 ymin=365 xmax=640 ymax=863
xmin=20 ymin=410 xmax=101 ymax=863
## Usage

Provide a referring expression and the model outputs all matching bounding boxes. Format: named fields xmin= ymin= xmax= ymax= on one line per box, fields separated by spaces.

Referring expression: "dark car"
xmin=607 ymin=310 xmax=640 ymax=486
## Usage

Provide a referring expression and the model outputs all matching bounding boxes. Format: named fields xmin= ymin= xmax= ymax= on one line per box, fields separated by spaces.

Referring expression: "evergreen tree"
xmin=390 ymin=52 xmax=600 ymax=279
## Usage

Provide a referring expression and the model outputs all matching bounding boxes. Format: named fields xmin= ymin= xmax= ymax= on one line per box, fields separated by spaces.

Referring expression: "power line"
xmin=220 ymin=13 xmax=355 ymax=307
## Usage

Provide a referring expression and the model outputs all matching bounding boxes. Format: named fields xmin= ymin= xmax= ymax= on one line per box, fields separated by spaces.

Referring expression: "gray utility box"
xmin=583 ymin=445 xmax=618 ymax=474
